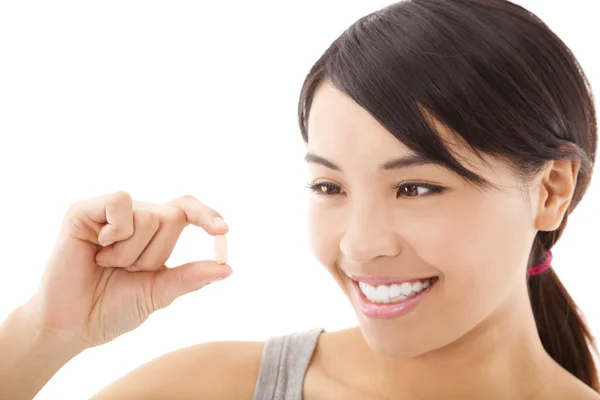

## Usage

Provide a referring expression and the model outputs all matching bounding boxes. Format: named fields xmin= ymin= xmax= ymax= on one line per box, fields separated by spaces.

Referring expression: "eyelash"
xmin=305 ymin=181 xmax=445 ymax=198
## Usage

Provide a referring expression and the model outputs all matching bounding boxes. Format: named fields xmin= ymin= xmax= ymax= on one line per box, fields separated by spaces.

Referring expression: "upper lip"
xmin=345 ymin=273 xmax=437 ymax=286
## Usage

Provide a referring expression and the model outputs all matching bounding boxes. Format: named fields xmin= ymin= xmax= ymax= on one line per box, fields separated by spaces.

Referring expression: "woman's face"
xmin=305 ymin=82 xmax=542 ymax=358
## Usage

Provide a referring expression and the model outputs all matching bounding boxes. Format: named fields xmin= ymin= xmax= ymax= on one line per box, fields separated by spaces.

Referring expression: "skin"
xmin=1 ymin=81 xmax=598 ymax=400
xmin=299 ymin=81 xmax=595 ymax=399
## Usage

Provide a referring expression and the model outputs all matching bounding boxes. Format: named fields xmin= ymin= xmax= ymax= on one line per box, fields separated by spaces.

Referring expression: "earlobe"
xmin=534 ymin=159 xmax=580 ymax=232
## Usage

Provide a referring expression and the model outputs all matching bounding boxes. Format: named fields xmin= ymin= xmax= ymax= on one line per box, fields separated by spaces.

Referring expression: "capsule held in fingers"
xmin=214 ymin=234 xmax=228 ymax=264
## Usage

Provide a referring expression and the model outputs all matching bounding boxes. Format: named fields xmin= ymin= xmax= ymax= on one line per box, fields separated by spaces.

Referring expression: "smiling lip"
xmin=350 ymin=278 xmax=437 ymax=319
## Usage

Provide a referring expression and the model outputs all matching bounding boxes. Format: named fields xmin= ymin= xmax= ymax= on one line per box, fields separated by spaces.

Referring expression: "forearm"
xmin=0 ymin=304 xmax=86 ymax=400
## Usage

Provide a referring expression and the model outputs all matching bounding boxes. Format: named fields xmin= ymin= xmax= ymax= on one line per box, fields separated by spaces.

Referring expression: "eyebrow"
xmin=304 ymin=151 xmax=438 ymax=171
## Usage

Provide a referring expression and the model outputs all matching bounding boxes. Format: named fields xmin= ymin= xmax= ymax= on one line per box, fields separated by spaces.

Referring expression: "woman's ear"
xmin=534 ymin=158 xmax=580 ymax=232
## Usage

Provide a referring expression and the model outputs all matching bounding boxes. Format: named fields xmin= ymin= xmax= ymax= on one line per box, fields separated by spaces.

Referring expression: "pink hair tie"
xmin=527 ymin=250 xmax=553 ymax=277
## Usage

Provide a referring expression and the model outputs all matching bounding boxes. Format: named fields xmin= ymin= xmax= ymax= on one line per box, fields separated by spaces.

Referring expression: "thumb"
xmin=151 ymin=260 xmax=233 ymax=310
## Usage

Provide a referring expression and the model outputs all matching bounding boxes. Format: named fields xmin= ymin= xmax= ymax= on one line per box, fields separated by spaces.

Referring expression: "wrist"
xmin=21 ymin=304 xmax=89 ymax=356
xmin=19 ymin=298 xmax=92 ymax=355
xmin=0 ymin=303 xmax=87 ymax=399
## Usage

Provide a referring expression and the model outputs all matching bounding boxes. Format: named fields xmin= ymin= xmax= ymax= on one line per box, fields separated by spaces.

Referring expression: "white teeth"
xmin=399 ymin=282 xmax=413 ymax=296
xmin=358 ymin=278 xmax=434 ymax=304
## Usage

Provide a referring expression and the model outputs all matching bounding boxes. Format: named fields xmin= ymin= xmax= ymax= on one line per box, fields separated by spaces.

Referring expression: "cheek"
xmin=400 ymin=194 xmax=533 ymax=276
xmin=376 ymin=195 xmax=535 ymax=354
xmin=404 ymin=195 xmax=535 ymax=339
xmin=308 ymin=201 xmax=340 ymax=271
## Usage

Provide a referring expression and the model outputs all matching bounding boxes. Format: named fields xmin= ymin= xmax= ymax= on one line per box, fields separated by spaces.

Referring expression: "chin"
xmin=355 ymin=315 xmax=436 ymax=359
xmin=341 ymin=274 xmax=446 ymax=358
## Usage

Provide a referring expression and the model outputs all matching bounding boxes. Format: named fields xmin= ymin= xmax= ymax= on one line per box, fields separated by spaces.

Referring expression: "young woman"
xmin=1 ymin=0 xmax=598 ymax=398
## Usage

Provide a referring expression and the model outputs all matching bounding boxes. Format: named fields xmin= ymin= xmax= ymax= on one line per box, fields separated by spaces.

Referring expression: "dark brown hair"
xmin=297 ymin=0 xmax=598 ymax=390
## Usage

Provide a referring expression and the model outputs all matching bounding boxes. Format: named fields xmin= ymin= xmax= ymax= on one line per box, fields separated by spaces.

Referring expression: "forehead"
xmin=306 ymin=82 xmax=410 ymax=159
xmin=307 ymin=83 xmax=472 ymax=168
xmin=305 ymin=82 xmax=516 ymax=184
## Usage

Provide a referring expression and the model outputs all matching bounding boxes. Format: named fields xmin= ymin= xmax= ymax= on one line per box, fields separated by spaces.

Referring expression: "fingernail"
xmin=99 ymin=240 xmax=115 ymax=247
xmin=213 ymin=217 xmax=228 ymax=229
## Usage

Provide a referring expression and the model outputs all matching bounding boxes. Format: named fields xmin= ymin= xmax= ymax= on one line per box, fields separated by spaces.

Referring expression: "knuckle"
xmin=110 ymin=191 xmax=133 ymax=208
xmin=66 ymin=214 xmax=87 ymax=237
xmin=135 ymin=210 xmax=160 ymax=231
xmin=164 ymin=205 xmax=186 ymax=226
xmin=111 ymin=190 xmax=133 ymax=204
xmin=65 ymin=199 xmax=86 ymax=220
xmin=178 ymin=194 xmax=198 ymax=202
xmin=176 ymin=194 xmax=203 ymax=208
xmin=65 ymin=201 xmax=80 ymax=217
xmin=63 ymin=201 xmax=92 ymax=237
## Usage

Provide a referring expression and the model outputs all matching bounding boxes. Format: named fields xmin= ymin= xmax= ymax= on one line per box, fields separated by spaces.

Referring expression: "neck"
xmin=357 ymin=284 xmax=560 ymax=399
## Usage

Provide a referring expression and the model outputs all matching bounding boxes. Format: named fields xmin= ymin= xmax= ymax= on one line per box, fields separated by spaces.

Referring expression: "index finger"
xmin=167 ymin=195 xmax=229 ymax=236
xmin=64 ymin=191 xmax=134 ymax=244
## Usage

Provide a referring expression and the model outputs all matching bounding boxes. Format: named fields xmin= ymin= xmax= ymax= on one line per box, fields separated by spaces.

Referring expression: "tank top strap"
xmin=252 ymin=327 xmax=324 ymax=400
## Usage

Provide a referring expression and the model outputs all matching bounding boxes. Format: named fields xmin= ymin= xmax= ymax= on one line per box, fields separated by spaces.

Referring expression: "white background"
xmin=0 ymin=1 xmax=598 ymax=398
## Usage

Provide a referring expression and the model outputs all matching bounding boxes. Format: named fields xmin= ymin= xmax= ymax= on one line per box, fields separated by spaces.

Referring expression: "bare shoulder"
xmin=548 ymin=369 xmax=600 ymax=400
xmin=568 ymin=382 xmax=600 ymax=400
xmin=91 ymin=340 xmax=265 ymax=400
xmin=562 ymin=383 xmax=600 ymax=400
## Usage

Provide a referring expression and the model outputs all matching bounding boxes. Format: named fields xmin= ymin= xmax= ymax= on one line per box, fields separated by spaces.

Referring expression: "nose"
xmin=339 ymin=201 xmax=403 ymax=264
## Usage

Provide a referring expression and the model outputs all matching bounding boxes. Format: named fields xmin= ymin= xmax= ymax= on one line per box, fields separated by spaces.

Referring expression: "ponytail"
xmin=529 ymin=226 xmax=599 ymax=391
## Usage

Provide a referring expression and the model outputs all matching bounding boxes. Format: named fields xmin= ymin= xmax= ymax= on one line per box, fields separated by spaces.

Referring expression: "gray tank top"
xmin=252 ymin=327 xmax=324 ymax=400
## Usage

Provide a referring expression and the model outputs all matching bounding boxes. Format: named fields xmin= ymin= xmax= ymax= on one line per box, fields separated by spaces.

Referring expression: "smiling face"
xmin=305 ymin=81 xmax=544 ymax=358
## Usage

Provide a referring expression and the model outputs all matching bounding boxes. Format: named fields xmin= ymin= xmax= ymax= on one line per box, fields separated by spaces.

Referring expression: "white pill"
xmin=214 ymin=234 xmax=228 ymax=264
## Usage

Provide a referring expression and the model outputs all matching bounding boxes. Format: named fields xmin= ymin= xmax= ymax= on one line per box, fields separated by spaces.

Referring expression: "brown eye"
xmin=396 ymin=183 xmax=444 ymax=198
xmin=306 ymin=182 xmax=343 ymax=196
